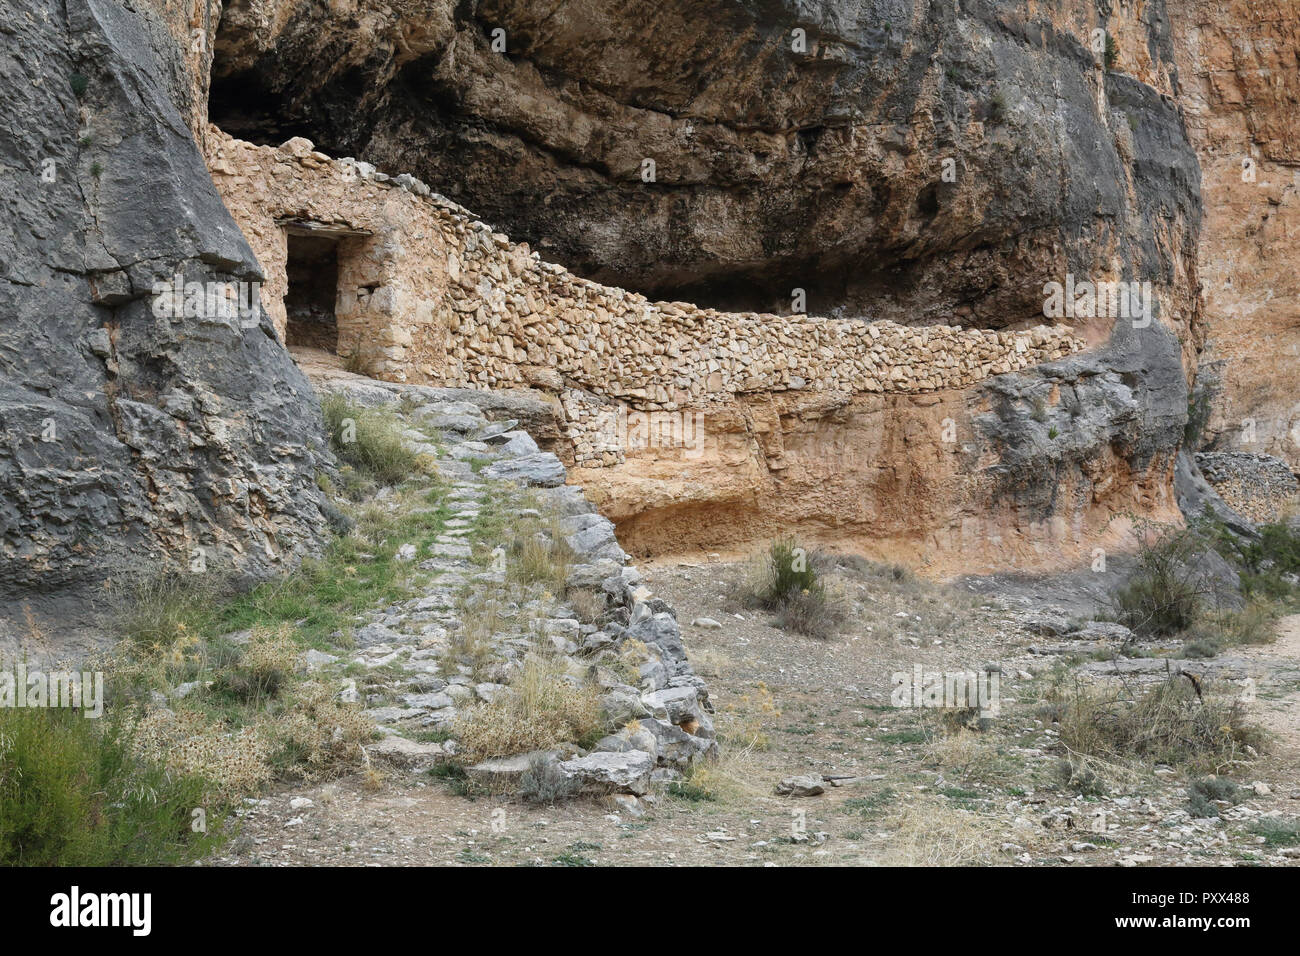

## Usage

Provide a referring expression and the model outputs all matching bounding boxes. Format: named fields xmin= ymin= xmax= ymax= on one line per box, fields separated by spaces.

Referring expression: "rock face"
xmin=6 ymin=0 xmax=1277 ymax=648
xmin=1168 ymin=1 xmax=1300 ymax=469
xmin=0 ymin=0 xmax=329 ymax=647
xmin=210 ymin=0 xmax=1202 ymax=324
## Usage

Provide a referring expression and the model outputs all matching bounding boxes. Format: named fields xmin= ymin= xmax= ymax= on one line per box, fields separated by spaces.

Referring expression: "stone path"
xmin=302 ymin=378 xmax=717 ymax=806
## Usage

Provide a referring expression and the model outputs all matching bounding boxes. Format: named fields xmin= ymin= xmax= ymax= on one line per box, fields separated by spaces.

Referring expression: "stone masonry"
xmin=206 ymin=128 xmax=1085 ymax=468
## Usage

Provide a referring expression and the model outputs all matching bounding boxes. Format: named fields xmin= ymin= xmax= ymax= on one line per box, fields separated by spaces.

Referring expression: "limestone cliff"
xmin=8 ymin=0 xmax=1290 ymax=645
xmin=210 ymin=0 xmax=1202 ymax=329
xmin=0 ymin=0 xmax=330 ymax=646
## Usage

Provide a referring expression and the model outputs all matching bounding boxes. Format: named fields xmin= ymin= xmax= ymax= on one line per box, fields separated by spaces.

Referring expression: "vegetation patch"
xmin=736 ymin=538 xmax=849 ymax=639
xmin=1247 ymin=818 xmax=1300 ymax=847
xmin=1187 ymin=776 xmax=1242 ymax=818
xmin=0 ymin=706 xmax=221 ymax=865
xmin=1049 ymin=676 xmax=1265 ymax=774
xmin=321 ymin=393 xmax=429 ymax=490
xmin=453 ymin=656 xmax=603 ymax=762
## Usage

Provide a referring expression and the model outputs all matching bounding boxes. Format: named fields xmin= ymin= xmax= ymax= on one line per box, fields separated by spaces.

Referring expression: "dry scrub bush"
xmin=453 ymin=656 xmax=603 ymax=762
xmin=518 ymin=753 xmax=580 ymax=804
xmin=1051 ymin=676 xmax=1265 ymax=774
xmin=267 ymin=680 xmax=376 ymax=780
xmin=922 ymin=728 xmax=1003 ymax=783
xmin=124 ymin=624 xmax=375 ymax=801
xmin=1111 ymin=523 xmax=1209 ymax=638
xmin=211 ymin=625 xmax=299 ymax=705
xmin=132 ymin=709 xmax=274 ymax=801
xmin=568 ymin=587 xmax=607 ymax=625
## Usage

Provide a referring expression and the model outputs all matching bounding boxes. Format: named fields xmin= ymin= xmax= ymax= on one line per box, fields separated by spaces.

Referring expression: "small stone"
xmin=775 ymin=774 xmax=825 ymax=797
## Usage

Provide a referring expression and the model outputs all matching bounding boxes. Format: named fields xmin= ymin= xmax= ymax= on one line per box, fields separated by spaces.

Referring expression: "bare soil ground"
xmin=210 ymin=558 xmax=1300 ymax=867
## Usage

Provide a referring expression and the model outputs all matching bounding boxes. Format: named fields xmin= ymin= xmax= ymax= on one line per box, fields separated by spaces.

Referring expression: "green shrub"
xmin=1187 ymin=776 xmax=1241 ymax=817
xmin=69 ymin=73 xmax=89 ymax=97
xmin=1104 ymin=33 xmax=1119 ymax=70
xmin=0 ymin=707 xmax=222 ymax=865
xmin=738 ymin=538 xmax=848 ymax=639
xmin=765 ymin=538 xmax=819 ymax=603
xmin=987 ymin=91 xmax=1008 ymax=124
xmin=1202 ymin=516 xmax=1300 ymax=601
xmin=1248 ymin=818 xmax=1300 ymax=846
xmin=321 ymin=393 xmax=424 ymax=488
xmin=666 ymin=778 xmax=716 ymax=802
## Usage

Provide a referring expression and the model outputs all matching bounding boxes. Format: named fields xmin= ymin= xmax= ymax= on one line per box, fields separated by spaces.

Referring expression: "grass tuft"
xmin=321 ymin=393 xmax=426 ymax=489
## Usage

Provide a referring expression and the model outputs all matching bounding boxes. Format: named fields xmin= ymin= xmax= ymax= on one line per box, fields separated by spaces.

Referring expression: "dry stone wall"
xmin=207 ymin=128 xmax=1085 ymax=467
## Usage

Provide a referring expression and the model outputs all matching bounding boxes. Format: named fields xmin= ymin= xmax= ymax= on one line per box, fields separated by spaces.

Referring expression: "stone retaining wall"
xmin=206 ymin=128 xmax=1085 ymax=468
xmin=1196 ymin=452 xmax=1299 ymax=524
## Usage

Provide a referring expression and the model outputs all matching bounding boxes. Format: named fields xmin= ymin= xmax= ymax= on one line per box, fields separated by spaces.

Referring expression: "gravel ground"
xmin=209 ymin=555 xmax=1300 ymax=867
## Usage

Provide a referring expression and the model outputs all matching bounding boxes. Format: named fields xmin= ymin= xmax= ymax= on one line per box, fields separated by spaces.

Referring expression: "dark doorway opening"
xmin=285 ymin=233 xmax=340 ymax=351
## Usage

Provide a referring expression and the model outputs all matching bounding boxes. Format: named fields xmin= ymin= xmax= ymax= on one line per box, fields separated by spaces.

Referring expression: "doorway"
xmin=284 ymin=233 xmax=340 ymax=352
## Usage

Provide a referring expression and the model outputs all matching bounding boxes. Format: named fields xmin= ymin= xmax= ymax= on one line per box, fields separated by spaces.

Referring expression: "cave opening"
xmin=284 ymin=233 xmax=340 ymax=353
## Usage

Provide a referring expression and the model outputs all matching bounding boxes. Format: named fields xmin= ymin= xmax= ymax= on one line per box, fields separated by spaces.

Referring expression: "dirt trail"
xmin=1240 ymin=615 xmax=1300 ymax=765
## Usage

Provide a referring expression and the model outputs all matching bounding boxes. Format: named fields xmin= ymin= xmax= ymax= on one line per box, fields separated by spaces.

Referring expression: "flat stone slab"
xmin=483 ymin=452 xmax=567 ymax=487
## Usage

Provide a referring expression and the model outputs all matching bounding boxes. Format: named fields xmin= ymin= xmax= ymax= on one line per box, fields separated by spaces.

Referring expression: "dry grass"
xmin=446 ymin=593 xmax=503 ymax=679
xmin=568 ymin=587 xmax=607 ymax=625
xmin=715 ymin=681 xmax=780 ymax=751
xmin=502 ymin=510 xmax=575 ymax=597
xmin=921 ymin=728 xmax=1004 ymax=784
xmin=613 ymin=637 xmax=649 ymax=685
xmin=320 ymin=392 xmax=429 ymax=489
xmin=1051 ymin=676 xmax=1266 ymax=774
xmin=119 ymin=624 xmax=376 ymax=803
xmin=453 ymin=656 xmax=603 ymax=762
xmin=874 ymin=798 xmax=1004 ymax=866
xmin=669 ymin=740 xmax=764 ymax=806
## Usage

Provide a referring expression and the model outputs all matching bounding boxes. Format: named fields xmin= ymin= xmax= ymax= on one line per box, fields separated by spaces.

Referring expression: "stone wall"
xmin=1195 ymin=452 xmax=1299 ymax=525
xmin=206 ymin=128 xmax=1084 ymax=468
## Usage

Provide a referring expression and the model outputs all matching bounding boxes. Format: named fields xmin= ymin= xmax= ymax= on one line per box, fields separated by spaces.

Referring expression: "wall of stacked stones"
xmin=206 ymin=129 xmax=1086 ymax=466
